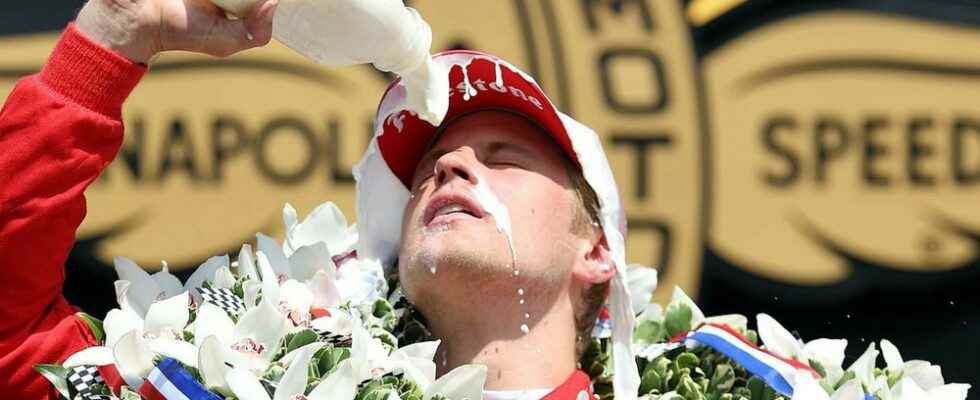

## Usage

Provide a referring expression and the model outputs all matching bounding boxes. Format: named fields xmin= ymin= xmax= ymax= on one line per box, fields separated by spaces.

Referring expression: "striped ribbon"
xmin=674 ymin=323 xmax=874 ymax=400
xmin=138 ymin=358 xmax=222 ymax=400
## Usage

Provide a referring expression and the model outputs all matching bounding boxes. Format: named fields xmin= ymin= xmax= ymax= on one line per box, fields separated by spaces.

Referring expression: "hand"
xmin=75 ymin=0 xmax=277 ymax=63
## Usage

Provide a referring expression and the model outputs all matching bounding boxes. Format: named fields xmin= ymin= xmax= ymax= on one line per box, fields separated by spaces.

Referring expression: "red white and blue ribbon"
xmin=673 ymin=323 xmax=873 ymax=400
xmin=138 ymin=358 xmax=222 ymax=400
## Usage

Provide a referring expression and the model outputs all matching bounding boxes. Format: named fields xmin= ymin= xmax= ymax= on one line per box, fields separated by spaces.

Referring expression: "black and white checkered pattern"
xmin=197 ymin=287 xmax=246 ymax=316
xmin=314 ymin=330 xmax=352 ymax=346
xmin=67 ymin=365 xmax=104 ymax=398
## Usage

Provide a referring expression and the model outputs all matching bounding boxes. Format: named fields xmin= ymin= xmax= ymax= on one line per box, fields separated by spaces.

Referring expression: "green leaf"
xmin=635 ymin=320 xmax=667 ymax=344
xmin=286 ymin=329 xmax=319 ymax=353
xmin=76 ymin=312 xmax=105 ymax=344
xmin=34 ymin=364 xmax=72 ymax=400
xmin=676 ymin=353 xmax=700 ymax=371
xmin=665 ymin=303 xmax=693 ymax=337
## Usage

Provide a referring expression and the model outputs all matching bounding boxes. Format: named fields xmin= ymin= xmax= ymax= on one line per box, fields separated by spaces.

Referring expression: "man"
xmin=0 ymin=0 xmax=640 ymax=399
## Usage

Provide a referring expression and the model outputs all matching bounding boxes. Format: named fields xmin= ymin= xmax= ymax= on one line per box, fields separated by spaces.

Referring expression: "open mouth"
xmin=422 ymin=191 xmax=485 ymax=226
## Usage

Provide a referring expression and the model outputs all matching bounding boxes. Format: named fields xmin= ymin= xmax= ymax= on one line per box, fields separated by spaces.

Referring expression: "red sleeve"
xmin=0 ymin=23 xmax=144 ymax=398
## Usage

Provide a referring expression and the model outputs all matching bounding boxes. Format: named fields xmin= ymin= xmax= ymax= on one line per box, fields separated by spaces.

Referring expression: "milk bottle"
xmin=210 ymin=0 xmax=449 ymax=125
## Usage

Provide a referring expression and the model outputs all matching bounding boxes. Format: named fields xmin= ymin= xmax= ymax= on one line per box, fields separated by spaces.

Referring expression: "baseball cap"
xmin=353 ymin=50 xmax=640 ymax=399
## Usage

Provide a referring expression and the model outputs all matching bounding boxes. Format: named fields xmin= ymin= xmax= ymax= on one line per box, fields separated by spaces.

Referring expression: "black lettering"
xmin=953 ymin=116 xmax=980 ymax=185
xmin=611 ymin=133 xmax=673 ymax=200
xmin=327 ymin=117 xmax=354 ymax=184
xmin=255 ymin=117 xmax=319 ymax=184
xmin=580 ymin=0 xmax=654 ymax=32
xmin=598 ymin=48 xmax=668 ymax=114
xmin=906 ymin=116 xmax=935 ymax=187
xmin=211 ymin=115 xmax=251 ymax=181
xmin=814 ymin=117 xmax=849 ymax=185
xmin=158 ymin=117 xmax=203 ymax=183
xmin=862 ymin=116 xmax=890 ymax=187
xmin=760 ymin=115 xmax=800 ymax=187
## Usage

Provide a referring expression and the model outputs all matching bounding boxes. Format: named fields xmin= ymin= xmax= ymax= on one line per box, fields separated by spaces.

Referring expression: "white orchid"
xmin=626 ymin=264 xmax=658 ymax=317
xmin=282 ymin=202 xmax=358 ymax=259
xmin=195 ymin=298 xmax=289 ymax=395
xmin=756 ymin=313 xmax=848 ymax=383
xmin=63 ymin=282 xmax=196 ymax=389
xmin=874 ymin=339 xmax=970 ymax=400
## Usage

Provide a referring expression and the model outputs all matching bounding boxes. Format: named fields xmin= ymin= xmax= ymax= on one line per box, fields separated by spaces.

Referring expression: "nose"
xmin=433 ymin=148 xmax=480 ymax=186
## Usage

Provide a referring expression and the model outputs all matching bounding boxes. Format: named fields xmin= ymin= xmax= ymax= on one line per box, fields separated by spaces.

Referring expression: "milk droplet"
xmin=461 ymin=65 xmax=477 ymax=101
xmin=524 ymin=313 xmax=530 ymax=319
xmin=519 ymin=299 xmax=525 ymax=305
xmin=494 ymin=61 xmax=503 ymax=87
xmin=517 ymin=288 xmax=524 ymax=296
xmin=520 ymin=324 xmax=529 ymax=334
xmin=513 ymin=270 xmax=520 ymax=276
xmin=430 ymin=266 xmax=437 ymax=274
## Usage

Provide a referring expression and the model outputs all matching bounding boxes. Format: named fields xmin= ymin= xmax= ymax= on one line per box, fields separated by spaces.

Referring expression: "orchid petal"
xmin=103 ymin=307 xmax=144 ymax=347
xmin=927 ymin=383 xmax=971 ymax=400
xmin=309 ymin=270 xmax=342 ymax=310
xmin=803 ymin=338 xmax=848 ymax=370
xmin=311 ymin=311 xmax=354 ymax=337
xmin=63 ymin=346 xmax=114 ymax=368
xmin=244 ymin=280 xmax=262 ymax=309
xmin=226 ymin=367 xmax=273 ymax=400
xmin=235 ymin=298 xmax=288 ymax=360
xmin=113 ymin=257 xmax=159 ymax=316
xmin=830 ymin=379 xmax=864 ymax=400
xmin=880 ymin=339 xmax=904 ymax=374
xmin=256 ymin=251 xmax=281 ymax=304
xmin=846 ymin=343 xmax=879 ymax=386
xmin=151 ymin=263 xmax=185 ymax=298
xmin=625 ymin=264 xmax=658 ymax=316
xmin=288 ymin=242 xmax=335 ymax=281
xmin=144 ymin=291 xmax=190 ymax=337
xmin=424 ymin=364 xmax=487 ymax=400
xmin=392 ymin=340 xmax=440 ymax=362
xmin=891 ymin=376 xmax=929 ymax=399
xmin=184 ymin=255 xmax=231 ymax=298
xmin=285 ymin=202 xmax=350 ymax=256
xmin=195 ymin=303 xmax=235 ymax=346
xmin=756 ymin=313 xmax=803 ymax=360
xmin=279 ymin=342 xmax=326 ymax=367
xmin=199 ymin=336 xmax=233 ymax=396
xmin=212 ymin=266 xmax=237 ymax=289
xmin=148 ymin=338 xmax=198 ymax=368
xmin=903 ymin=361 xmax=945 ymax=391
xmin=283 ymin=203 xmax=299 ymax=236
xmin=308 ymin=359 xmax=357 ymax=400
xmin=790 ymin=370 xmax=831 ymax=400
xmin=636 ymin=302 xmax=664 ymax=323
xmin=279 ymin=279 xmax=314 ymax=316
xmin=238 ymin=244 xmax=259 ymax=282
xmin=113 ymin=331 xmax=154 ymax=389
xmin=273 ymin=343 xmax=320 ymax=400
xmin=390 ymin=359 xmax=436 ymax=389
xmin=257 ymin=233 xmax=290 ymax=278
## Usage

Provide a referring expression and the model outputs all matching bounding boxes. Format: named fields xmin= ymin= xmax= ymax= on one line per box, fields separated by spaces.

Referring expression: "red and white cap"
xmin=353 ymin=50 xmax=640 ymax=399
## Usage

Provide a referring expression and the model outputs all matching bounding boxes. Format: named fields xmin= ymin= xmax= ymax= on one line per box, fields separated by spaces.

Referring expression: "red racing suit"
xmin=0 ymin=24 xmax=592 ymax=400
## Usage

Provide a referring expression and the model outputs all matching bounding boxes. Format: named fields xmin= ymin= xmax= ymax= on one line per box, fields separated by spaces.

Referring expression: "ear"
xmin=571 ymin=230 xmax=616 ymax=285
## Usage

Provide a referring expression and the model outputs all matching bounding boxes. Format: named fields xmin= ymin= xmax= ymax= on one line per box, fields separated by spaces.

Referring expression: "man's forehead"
xmin=419 ymin=110 xmax=561 ymax=161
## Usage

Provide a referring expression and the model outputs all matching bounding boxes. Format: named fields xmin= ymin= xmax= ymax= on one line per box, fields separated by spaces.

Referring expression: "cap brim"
xmin=377 ymin=51 xmax=576 ymax=187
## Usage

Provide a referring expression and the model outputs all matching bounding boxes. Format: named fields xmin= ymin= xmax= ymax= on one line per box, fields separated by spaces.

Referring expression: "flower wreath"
xmin=38 ymin=202 xmax=970 ymax=400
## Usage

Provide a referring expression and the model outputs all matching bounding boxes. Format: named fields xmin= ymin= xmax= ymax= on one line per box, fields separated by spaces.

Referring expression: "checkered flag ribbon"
xmin=67 ymin=365 xmax=107 ymax=399
xmin=197 ymin=287 xmax=246 ymax=316
xmin=314 ymin=330 xmax=352 ymax=347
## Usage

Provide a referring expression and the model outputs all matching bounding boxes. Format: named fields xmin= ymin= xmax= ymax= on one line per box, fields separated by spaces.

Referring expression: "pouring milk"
xmin=210 ymin=0 xmax=449 ymax=125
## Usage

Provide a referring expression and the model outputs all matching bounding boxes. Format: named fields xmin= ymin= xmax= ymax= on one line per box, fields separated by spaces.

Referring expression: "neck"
xmin=427 ymin=280 xmax=579 ymax=390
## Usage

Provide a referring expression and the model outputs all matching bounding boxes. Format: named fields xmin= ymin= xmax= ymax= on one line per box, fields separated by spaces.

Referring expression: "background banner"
xmin=2 ymin=0 xmax=977 ymax=395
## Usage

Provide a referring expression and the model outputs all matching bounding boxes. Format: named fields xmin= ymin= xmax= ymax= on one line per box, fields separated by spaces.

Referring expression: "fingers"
xmin=202 ymin=0 xmax=277 ymax=57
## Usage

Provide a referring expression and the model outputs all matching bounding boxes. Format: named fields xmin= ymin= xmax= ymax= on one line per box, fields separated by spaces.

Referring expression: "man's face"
xmin=397 ymin=111 xmax=584 ymax=309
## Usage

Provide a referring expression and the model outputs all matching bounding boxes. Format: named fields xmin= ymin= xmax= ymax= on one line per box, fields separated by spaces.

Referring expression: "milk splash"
xmin=469 ymin=176 xmax=517 ymax=263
